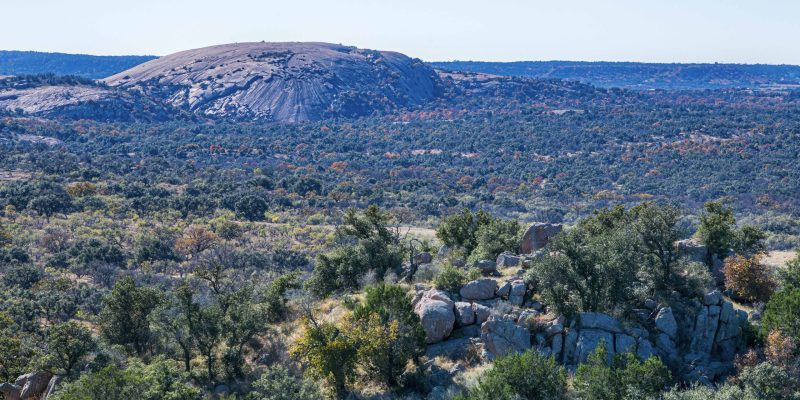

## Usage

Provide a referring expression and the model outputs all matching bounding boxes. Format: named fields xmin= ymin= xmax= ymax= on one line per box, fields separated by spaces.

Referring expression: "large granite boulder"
xmin=577 ymin=312 xmax=623 ymax=333
xmin=0 ymin=383 xmax=21 ymax=400
xmin=519 ymin=223 xmax=562 ymax=254
xmin=460 ymin=279 xmax=497 ymax=300
xmin=655 ymin=307 xmax=678 ymax=340
xmin=509 ymin=280 xmax=526 ymax=306
xmin=575 ymin=329 xmax=614 ymax=364
xmin=15 ymin=371 xmax=52 ymax=400
xmin=473 ymin=303 xmax=491 ymax=325
xmin=496 ymin=252 xmax=521 ymax=268
xmin=481 ymin=317 xmax=531 ymax=359
xmin=454 ymin=302 xmax=476 ymax=326
xmin=473 ymin=260 xmax=497 ymax=274
xmin=412 ymin=289 xmax=455 ymax=344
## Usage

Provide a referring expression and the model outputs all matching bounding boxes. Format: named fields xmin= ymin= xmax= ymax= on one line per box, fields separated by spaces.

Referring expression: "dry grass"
xmin=762 ymin=250 xmax=796 ymax=269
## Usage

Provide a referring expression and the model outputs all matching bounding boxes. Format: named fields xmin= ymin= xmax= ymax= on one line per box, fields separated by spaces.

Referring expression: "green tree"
xmin=738 ymin=362 xmax=798 ymax=400
xmin=351 ymin=283 xmax=426 ymax=387
xmin=46 ymin=321 xmax=95 ymax=376
xmin=308 ymin=206 xmax=403 ymax=297
xmin=459 ymin=349 xmax=567 ymax=400
xmin=526 ymin=207 xmax=639 ymax=315
xmin=235 ymin=195 xmax=268 ymax=221
xmin=630 ymin=203 xmax=684 ymax=289
xmin=697 ymin=201 xmax=735 ymax=265
xmin=100 ymin=276 xmax=163 ymax=355
xmin=732 ymin=225 xmax=767 ymax=257
xmin=468 ymin=218 xmax=521 ymax=262
xmin=778 ymin=250 xmax=800 ymax=288
xmin=264 ymin=272 xmax=301 ymax=322
xmin=290 ymin=317 xmax=358 ymax=399
xmin=433 ymin=265 xmax=481 ymax=294
xmin=435 ymin=208 xmax=492 ymax=255
xmin=761 ymin=285 xmax=800 ymax=341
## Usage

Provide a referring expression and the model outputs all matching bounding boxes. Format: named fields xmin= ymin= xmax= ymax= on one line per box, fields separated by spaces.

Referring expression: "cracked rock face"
xmin=104 ymin=42 xmax=441 ymax=122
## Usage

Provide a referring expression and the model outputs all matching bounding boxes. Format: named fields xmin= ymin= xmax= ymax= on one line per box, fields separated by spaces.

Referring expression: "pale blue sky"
xmin=4 ymin=0 xmax=800 ymax=64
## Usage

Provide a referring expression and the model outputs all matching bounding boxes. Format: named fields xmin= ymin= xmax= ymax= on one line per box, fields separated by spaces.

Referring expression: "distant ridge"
xmin=429 ymin=60 xmax=800 ymax=90
xmin=0 ymin=51 xmax=156 ymax=79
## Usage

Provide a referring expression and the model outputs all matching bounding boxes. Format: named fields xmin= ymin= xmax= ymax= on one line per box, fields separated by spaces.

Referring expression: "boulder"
xmin=496 ymin=281 xmax=511 ymax=298
xmin=519 ymin=223 xmax=562 ymax=254
xmin=15 ymin=371 xmax=52 ymax=400
xmin=508 ymin=281 xmax=526 ymax=306
xmin=413 ymin=289 xmax=456 ymax=344
xmin=551 ymin=333 xmax=563 ymax=361
xmin=473 ymin=303 xmax=491 ymax=325
xmin=426 ymin=336 xmax=474 ymax=359
xmin=495 ymin=252 xmax=521 ymax=268
xmin=473 ymin=260 xmax=496 ymax=274
xmin=563 ymin=329 xmax=578 ymax=365
xmin=575 ymin=329 xmax=614 ymax=364
xmin=655 ymin=307 xmax=678 ymax=340
xmin=655 ymin=333 xmax=678 ymax=360
xmin=481 ymin=317 xmax=531 ymax=359
xmin=676 ymin=239 xmax=707 ymax=265
xmin=454 ymin=302 xmax=476 ymax=326
xmin=413 ymin=251 xmax=433 ymax=265
xmin=437 ymin=245 xmax=450 ymax=258
xmin=615 ymin=334 xmax=637 ymax=354
xmin=43 ymin=375 xmax=61 ymax=400
xmin=637 ymin=338 xmax=655 ymax=360
xmin=0 ymin=383 xmax=21 ymax=400
xmin=460 ymin=279 xmax=497 ymax=301
xmin=546 ymin=323 xmax=564 ymax=337
xmin=703 ymin=290 xmax=722 ymax=306
xmin=577 ymin=312 xmax=623 ymax=333
xmin=691 ymin=305 xmax=720 ymax=354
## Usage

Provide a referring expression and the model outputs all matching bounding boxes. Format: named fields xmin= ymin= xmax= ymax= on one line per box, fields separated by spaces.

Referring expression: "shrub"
xmin=2 ymin=264 xmax=43 ymax=289
xmin=351 ymin=283 xmax=425 ymax=387
xmin=433 ymin=264 xmax=480 ymax=293
xmin=467 ymin=218 xmax=521 ymax=263
xmin=459 ymin=349 xmax=567 ymax=400
xmin=247 ymin=365 xmax=320 ymax=400
xmin=778 ymin=249 xmax=800 ymax=288
xmin=696 ymin=201 xmax=736 ymax=264
xmin=289 ymin=317 xmax=358 ymax=399
xmin=574 ymin=342 xmax=671 ymax=400
xmin=738 ymin=362 xmax=797 ymax=400
xmin=235 ymin=195 xmax=268 ymax=221
xmin=723 ymin=255 xmax=776 ymax=303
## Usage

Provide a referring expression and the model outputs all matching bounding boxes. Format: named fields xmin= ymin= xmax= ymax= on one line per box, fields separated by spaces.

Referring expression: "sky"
xmin=3 ymin=0 xmax=800 ymax=64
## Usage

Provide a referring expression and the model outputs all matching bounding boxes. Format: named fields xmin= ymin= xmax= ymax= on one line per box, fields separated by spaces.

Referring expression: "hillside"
xmin=0 ymin=50 xmax=155 ymax=79
xmin=430 ymin=60 xmax=800 ymax=90
xmin=104 ymin=42 xmax=442 ymax=122
xmin=0 ymin=74 xmax=180 ymax=122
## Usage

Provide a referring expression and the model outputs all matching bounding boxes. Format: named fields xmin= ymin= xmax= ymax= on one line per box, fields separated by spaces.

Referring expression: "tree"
xmin=732 ymin=225 xmax=767 ymax=257
xmin=722 ymin=255 xmax=776 ymax=303
xmin=630 ymin=203 xmax=684 ymax=289
xmin=696 ymin=201 xmax=735 ymax=265
xmin=28 ymin=193 xmax=72 ymax=220
xmin=46 ymin=321 xmax=95 ymax=376
xmin=351 ymin=284 xmax=425 ymax=387
xmin=761 ymin=285 xmax=800 ymax=342
xmin=174 ymin=284 xmax=223 ymax=382
xmin=737 ymin=362 xmax=798 ymax=400
xmin=308 ymin=206 xmax=403 ymax=297
xmin=264 ymin=272 xmax=301 ymax=322
xmin=290 ymin=316 xmax=358 ymax=399
xmin=468 ymin=218 xmax=520 ymax=262
xmin=435 ymin=208 xmax=492 ymax=254
xmin=235 ymin=195 xmax=268 ymax=221
xmin=247 ymin=365 xmax=321 ymax=400
xmin=778 ymin=249 xmax=800 ymax=288
xmin=526 ymin=207 xmax=639 ymax=315
xmin=100 ymin=276 xmax=163 ymax=355
xmin=459 ymin=349 xmax=567 ymax=400
xmin=174 ymin=226 xmax=220 ymax=256
xmin=2 ymin=264 xmax=43 ymax=289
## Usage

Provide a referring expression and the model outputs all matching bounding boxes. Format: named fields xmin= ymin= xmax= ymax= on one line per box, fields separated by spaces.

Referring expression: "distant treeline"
xmin=0 ymin=51 xmax=156 ymax=79
xmin=429 ymin=60 xmax=800 ymax=90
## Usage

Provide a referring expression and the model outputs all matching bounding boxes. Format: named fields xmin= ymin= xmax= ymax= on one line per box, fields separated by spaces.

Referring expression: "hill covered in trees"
xmin=430 ymin=60 xmax=800 ymax=90
xmin=0 ymin=51 xmax=156 ymax=79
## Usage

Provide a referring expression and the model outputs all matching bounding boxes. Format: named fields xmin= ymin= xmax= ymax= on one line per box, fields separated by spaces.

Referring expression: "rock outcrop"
xmin=519 ymin=223 xmax=562 ymax=254
xmin=413 ymin=289 xmax=456 ymax=344
xmin=105 ymin=42 xmax=442 ymax=122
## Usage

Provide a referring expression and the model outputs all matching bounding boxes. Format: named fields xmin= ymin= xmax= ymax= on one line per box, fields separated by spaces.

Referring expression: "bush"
xmin=235 ymin=195 xmax=268 ymax=221
xmin=2 ymin=264 xmax=43 ymax=289
xmin=351 ymin=283 xmax=425 ymax=387
xmin=778 ymin=250 xmax=800 ymax=288
xmin=573 ymin=342 xmax=671 ymax=400
xmin=467 ymin=218 xmax=521 ymax=263
xmin=459 ymin=349 xmax=567 ymax=400
xmin=289 ymin=317 xmax=358 ymax=399
xmin=433 ymin=264 xmax=481 ymax=293
xmin=46 ymin=321 xmax=95 ymax=376
xmin=247 ymin=365 xmax=320 ymax=400
xmin=761 ymin=285 xmax=800 ymax=342
xmin=723 ymin=255 xmax=776 ymax=303
xmin=737 ymin=362 xmax=798 ymax=400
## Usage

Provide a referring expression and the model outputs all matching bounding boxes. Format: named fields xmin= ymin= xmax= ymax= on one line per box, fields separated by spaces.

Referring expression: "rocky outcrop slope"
xmin=104 ymin=42 xmax=442 ymax=122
